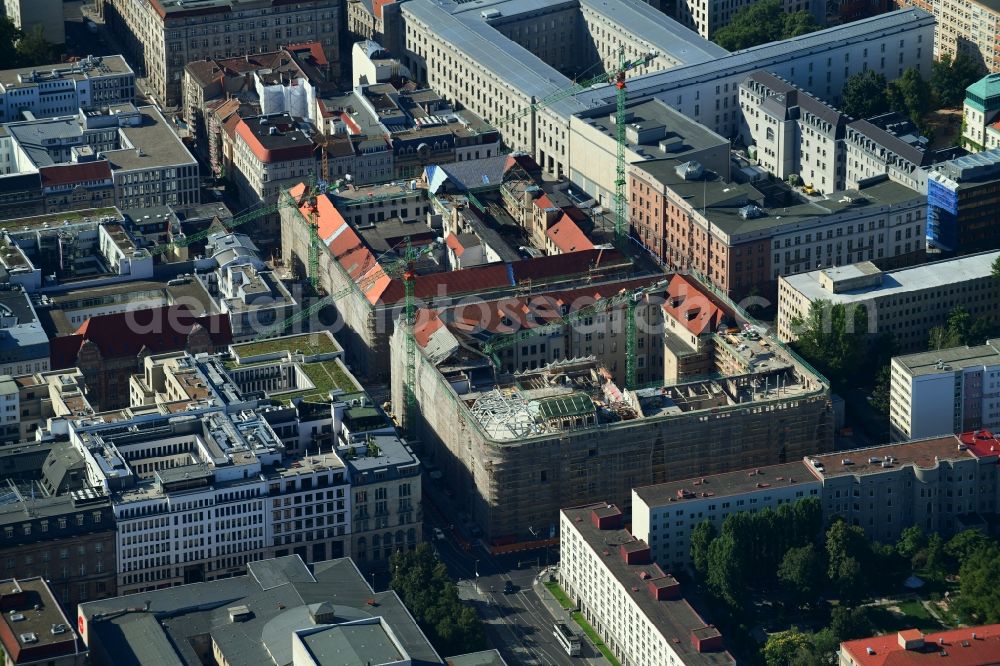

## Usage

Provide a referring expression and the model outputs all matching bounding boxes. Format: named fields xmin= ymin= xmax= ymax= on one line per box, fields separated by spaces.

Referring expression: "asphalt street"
xmin=426 ymin=512 xmax=607 ymax=666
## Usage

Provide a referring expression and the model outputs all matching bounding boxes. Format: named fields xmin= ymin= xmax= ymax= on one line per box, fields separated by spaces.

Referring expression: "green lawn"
xmin=869 ymin=600 xmax=944 ymax=634
xmin=232 ymin=333 xmax=340 ymax=361
xmin=280 ymin=359 xmax=359 ymax=404
xmin=544 ymin=581 xmax=574 ymax=610
xmin=572 ymin=611 xmax=622 ymax=666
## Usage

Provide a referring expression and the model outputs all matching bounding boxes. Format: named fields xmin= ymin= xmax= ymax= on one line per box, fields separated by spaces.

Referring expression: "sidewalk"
xmin=532 ymin=568 xmax=610 ymax=666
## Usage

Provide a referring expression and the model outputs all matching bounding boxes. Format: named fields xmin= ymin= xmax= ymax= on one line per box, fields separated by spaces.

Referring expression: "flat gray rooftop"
xmin=782 ymin=250 xmax=1000 ymax=305
xmin=574 ymin=8 xmax=933 ymax=108
xmin=634 ymin=461 xmax=815 ymax=506
xmin=300 ymin=621 xmax=404 ymax=666
xmin=0 ymin=55 xmax=132 ymax=90
xmin=106 ymin=106 xmax=197 ymax=170
xmin=404 ymin=0 xmax=725 ymax=120
xmin=634 ymin=159 xmax=922 ymax=240
xmin=894 ymin=341 xmax=1000 ymax=377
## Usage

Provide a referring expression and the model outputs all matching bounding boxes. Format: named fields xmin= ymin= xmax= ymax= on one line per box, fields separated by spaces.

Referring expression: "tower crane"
xmin=480 ymin=279 xmax=668 ymax=389
xmin=488 ymin=47 xmax=657 ymax=246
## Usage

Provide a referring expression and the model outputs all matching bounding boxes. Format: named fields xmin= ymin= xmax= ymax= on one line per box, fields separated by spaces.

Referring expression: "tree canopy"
xmin=790 ymin=300 xmax=894 ymax=390
xmin=841 ymin=70 xmax=890 ymax=119
xmin=956 ymin=544 xmax=1000 ymax=624
xmin=390 ymin=545 xmax=487 ymax=657
xmin=0 ymin=17 xmax=61 ymax=68
xmin=764 ymin=629 xmax=813 ymax=666
xmin=929 ymin=306 xmax=1000 ymax=350
xmin=932 ymin=54 xmax=985 ymax=108
xmin=713 ymin=0 xmax=821 ymax=51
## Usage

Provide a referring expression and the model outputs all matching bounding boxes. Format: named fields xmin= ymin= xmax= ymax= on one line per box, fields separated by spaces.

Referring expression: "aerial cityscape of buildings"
xmin=1 ymin=0 xmax=1000 ymax=664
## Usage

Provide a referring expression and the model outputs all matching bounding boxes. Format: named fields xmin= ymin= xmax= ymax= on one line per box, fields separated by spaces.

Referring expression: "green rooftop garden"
xmin=231 ymin=333 xmax=341 ymax=362
xmin=0 ymin=207 xmax=121 ymax=232
xmin=279 ymin=358 xmax=360 ymax=405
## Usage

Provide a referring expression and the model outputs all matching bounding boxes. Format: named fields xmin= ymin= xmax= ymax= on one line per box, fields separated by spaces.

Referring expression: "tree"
xmin=763 ymin=629 xmax=813 ymax=666
xmin=945 ymin=529 xmax=992 ymax=563
xmin=690 ymin=520 xmax=716 ymax=577
xmin=781 ymin=10 xmax=822 ymax=38
xmin=896 ymin=525 xmax=927 ymax=562
xmin=712 ymin=0 xmax=820 ymax=50
xmin=830 ymin=605 xmax=872 ymax=641
xmin=956 ymin=544 xmax=1000 ymax=623
xmin=706 ymin=533 xmax=745 ymax=608
xmin=929 ymin=307 xmax=1000 ymax=349
xmin=0 ymin=17 xmax=23 ymax=69
xmin=790 ymin=301 xmax=870 ymax=390
xmin=932 ymin=54 xmax=985 ymax=108
xmin=777 ymin=544 xmax=823 ymax=605
xmin=993 ymin=255 xmax=1000 ymax=278
xmin=924 ymin=533 xmax=946 ymax=577
xmin=894 ymin=67 xmax=932 ymax=123
xmin=826 ymin=521 xmax=870 ymax=600
xmin=390 ymin=544 xmax=487 ymax=656
xmin=869 ymin=365 xmax=891 ymax=415
xmin=842 ymin=70 xmax=890 ymax=119
xmin=15 ymin=25 xmax=56 ymax=68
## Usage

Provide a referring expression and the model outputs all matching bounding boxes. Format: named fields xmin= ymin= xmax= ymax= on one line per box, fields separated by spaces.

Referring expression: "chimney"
xmin=590 ymin=504 xmax=622 ymax=530
xmin=619 ymin=540 xmax=651 ymax=565
xmin=897 ymin=630 xmax=925 ymax=650
xmin=691 ymin=626 xmax=723 ymax=653
xmin=648 ymin=572 xmax=681 ymax=601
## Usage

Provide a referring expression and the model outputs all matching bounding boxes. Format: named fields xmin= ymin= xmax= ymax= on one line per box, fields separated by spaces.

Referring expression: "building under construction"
xmin=389 ymin=272 xmax=834 ymax=546
xmin=280 ymin=181 xmax=643 ymax=379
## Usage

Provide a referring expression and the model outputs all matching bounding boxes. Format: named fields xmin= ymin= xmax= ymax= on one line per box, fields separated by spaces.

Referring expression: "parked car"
xmin=503 ymin=580 xmax=515 ymax=594
xmin=432 ymin=527 xmax=445 ymax=540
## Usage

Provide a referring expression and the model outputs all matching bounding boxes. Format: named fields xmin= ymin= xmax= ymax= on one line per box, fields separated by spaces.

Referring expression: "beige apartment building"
xmin=929 ymin=0 xmax=1000 ymax=72
xmin=777 ymin=251 xmax=1000 ymax=352
xmin=101 ymin=0 xmax=340 ymax=106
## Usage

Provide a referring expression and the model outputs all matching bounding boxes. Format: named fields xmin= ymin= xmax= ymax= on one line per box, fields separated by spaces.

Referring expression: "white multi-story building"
xmin=777 ymin=251 xmax=1000 ymax=352
xmin=560 ymin=502 xmax=735 ymax=666
xmin=889 ymin=342 xmax=1000 ymax=441
xmin=631 ymin=462 xmax=821 ymax=570
xmin=0 ymin=56 xmax=134 ymax=124
xmin=740 ymin=70 xmax=847 ymax=194
xmin=71 ymin=408 xmax=352 ymax=596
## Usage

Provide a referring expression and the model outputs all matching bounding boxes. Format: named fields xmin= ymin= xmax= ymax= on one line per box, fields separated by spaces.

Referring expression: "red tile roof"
xmin=413 ymin=309 xmax=445 ymax=348
xmin=545 ymin=215 xmax=594 ymax=253
xmin=39 ymin=162 xmax=112 ymax=188
xmin=447 ymin=276 xmax=662 ymax=336
xmin=841 ymin=626 xmax=1000 ymax=666
xmin=958 ymin=430 xmax=1000 ymax=458
xmin=662 ymin=274 xmax=726 ymax=337
xmin=372 ymin=0 xmax=395 ymax=19
xmin=292 ymin=185 xmax=629 ymax=307
xmin=285 ymin=41 xmax=328 ymax=67
xmin=50 ymin=306 xmax=231 ymax=368
xmin=533 ymin=194 xmax=555 ymax=210
xmin=445 ymin=232 xmax=466 ymax=257
xmin=234 ymin=118 xmax=315 ymax=163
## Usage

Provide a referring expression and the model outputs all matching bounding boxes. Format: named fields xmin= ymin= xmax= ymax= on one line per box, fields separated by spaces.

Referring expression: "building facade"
xmin=629 ymin=159 xmax=926 ymax=299
xmin=0 ymin=56 xmax=135 ymax=124
xmin=889 ymin=342 xmax=1000 ymax=440
xmin=560 ymin=503 xmax=734 ymax=666
xmin=777 ymin=252 xmax=1000 ymax=352
xmin=101 ymin=0 xmax=340 ymax=105
xmin=740 ymin=70 xmax=847 ymax=195
xmin=927 ymin=148 xmax=1000 ymax=252
xmin=0 ymin=441 xmax=117 ymax=611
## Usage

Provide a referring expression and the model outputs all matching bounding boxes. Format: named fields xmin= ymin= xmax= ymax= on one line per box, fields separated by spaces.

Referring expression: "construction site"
xmin=389 ymin=272 xmax=834 ymax=546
